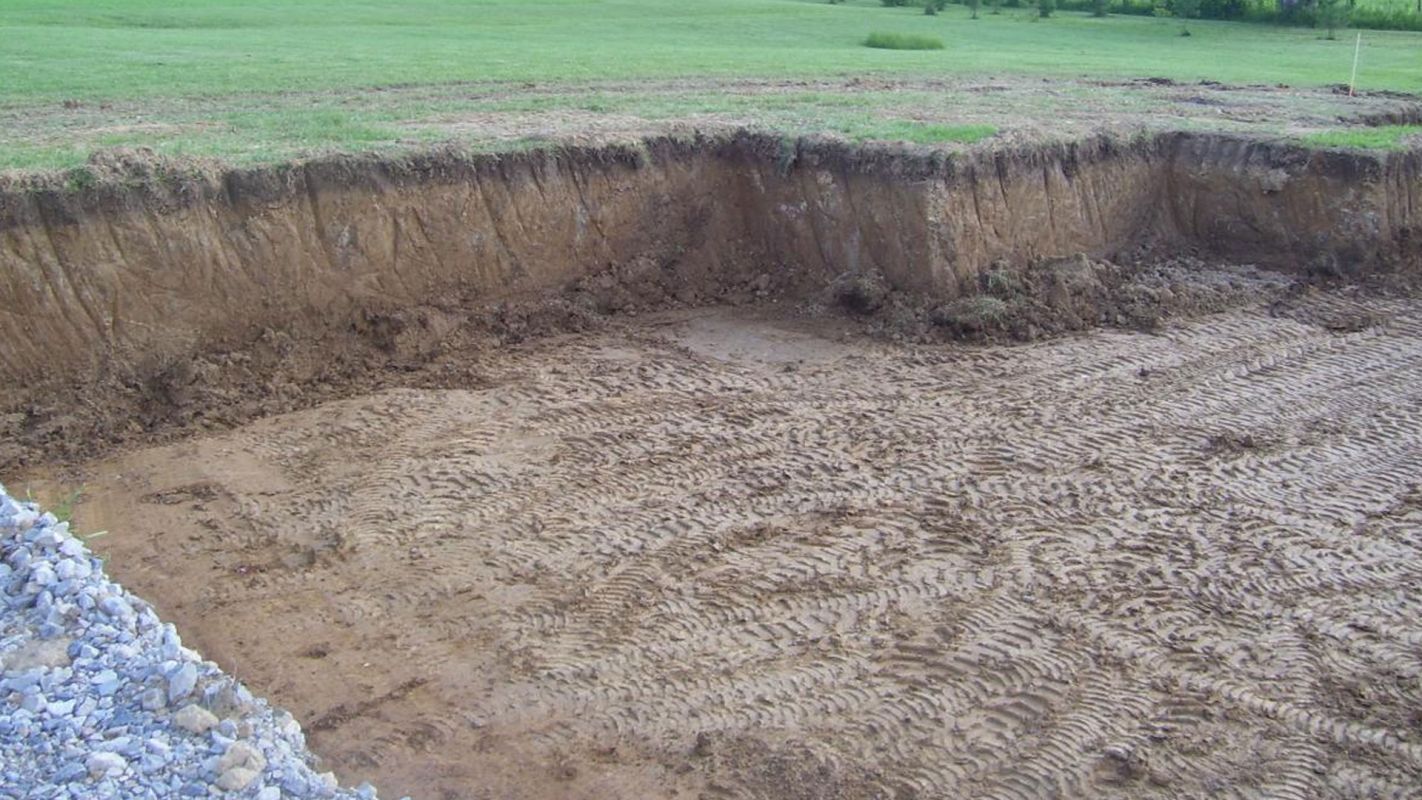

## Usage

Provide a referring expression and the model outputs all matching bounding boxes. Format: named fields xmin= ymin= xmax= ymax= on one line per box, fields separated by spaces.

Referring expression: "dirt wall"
xmin=1 ymin=131 xmax=1418 ymax=394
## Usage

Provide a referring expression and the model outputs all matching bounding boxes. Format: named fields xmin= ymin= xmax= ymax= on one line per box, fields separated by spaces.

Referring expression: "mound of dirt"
xmin=823 ymin=253 xmax=1300 ymax=343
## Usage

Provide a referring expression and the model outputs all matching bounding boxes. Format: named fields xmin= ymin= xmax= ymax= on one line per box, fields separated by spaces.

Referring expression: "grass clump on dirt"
xmin=1300 ymin=125 xmax=1422 ymax=150
xmin=24 ymin=486 xmax=82 ymax=524
xmin=863 ymin=31 xmax=946 ymax=49
xmin=931 ymin=295 xmax=1011 ymax=333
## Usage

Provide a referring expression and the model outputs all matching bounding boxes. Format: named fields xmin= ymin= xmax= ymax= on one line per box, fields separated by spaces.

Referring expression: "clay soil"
xmin=25 ymin=286 xmax=1422 ymax=799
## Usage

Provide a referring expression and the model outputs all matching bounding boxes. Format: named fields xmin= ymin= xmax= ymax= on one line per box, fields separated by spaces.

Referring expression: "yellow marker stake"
xmin=1350 ymin=32 xmax=1362 ymax=97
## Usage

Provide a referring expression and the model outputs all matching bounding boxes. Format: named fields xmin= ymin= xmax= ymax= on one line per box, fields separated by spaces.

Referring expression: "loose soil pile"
xmin=29 ymin=290 xmax=1422 ymax=800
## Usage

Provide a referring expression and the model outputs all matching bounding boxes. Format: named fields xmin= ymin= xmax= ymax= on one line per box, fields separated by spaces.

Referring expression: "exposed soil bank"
xmin=2 ymin=132 xmax=1419 ymax=468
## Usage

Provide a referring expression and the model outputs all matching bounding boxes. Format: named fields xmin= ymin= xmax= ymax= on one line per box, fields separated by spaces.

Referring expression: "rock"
xmin=166 ymin=662 xmax=198 ymax=703
xmin=1 ymin=671 xmax=42 ymax=692
xmin=217 ymin=739 xmax=267 ymax=775
xmin=0 ymin=483 xmax=386 ymax=799
xmin=2 ymin=637 xmax=73 ymax=672
xmin=140 ymin=687 xmax=166 ymax=711
xmin=207 ymin=683 xmax=256 ymax=718
xmin=215 ymin=766 xmax=260 ymax=792
xmin=30 ymin=563 xmax=57 ymax=586
xmin=86 ymin=751 xmax=127 ymax=779
xmin=91 ymin=669 xmax=121 ymax=697
xmin=11 ymin=509 xmax=40 ymax=532
xmin=34 ymin=528 xmax=65 ymax=548
xmin=173 ymin=704 xmax=219 ymax=734
xmin=54 ymin=762 xmax=87 ymax=783
xmin=6 ymin=547 xmax=31 ymax=571
xmin=99 ymin=595 xmax=134 ymax=620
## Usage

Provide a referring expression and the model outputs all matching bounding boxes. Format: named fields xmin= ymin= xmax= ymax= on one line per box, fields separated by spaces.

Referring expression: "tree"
xmin=1276 ymin=0 xmax=1305 ymax=21
xmin=1315 ymin=0 xmax=1351 ymax=38
xmin=1173 ymin=0 xmax=1200 ymax=34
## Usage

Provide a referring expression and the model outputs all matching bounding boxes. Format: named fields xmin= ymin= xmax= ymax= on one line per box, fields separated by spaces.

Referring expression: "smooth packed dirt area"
xmin=29 ymin=290 xmax=1422 ymax=799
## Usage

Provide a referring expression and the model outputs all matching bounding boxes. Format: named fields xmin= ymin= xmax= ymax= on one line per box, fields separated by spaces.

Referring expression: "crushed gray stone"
xmin=0 ymin=482 xmax=409 ymax=800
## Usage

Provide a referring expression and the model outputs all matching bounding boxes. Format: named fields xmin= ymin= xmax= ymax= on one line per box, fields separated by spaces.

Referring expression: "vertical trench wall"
xmin=1 ymin=132 xmax=1418 ymax=389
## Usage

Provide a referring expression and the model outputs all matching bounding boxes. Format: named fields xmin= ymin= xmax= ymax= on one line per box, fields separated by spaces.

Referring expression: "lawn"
xmin=1 ymin=0 xmax=1419 ymax=171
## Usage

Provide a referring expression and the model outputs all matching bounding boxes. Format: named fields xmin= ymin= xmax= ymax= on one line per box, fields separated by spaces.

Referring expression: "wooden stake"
xmin=1349 ymin=32 xmax=1361 ymax=97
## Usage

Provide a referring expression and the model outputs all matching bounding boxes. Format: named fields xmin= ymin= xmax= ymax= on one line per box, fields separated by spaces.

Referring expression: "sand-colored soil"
xmin=35 ymin=292 xmax=1422 ymax=799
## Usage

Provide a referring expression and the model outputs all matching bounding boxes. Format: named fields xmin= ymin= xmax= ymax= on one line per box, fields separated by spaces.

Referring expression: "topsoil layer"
xmin=25 ymin=288 xmax=1422 ymax=800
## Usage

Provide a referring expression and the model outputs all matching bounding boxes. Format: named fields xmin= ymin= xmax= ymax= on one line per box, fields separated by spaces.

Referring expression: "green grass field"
xmin=1 ymin=0 xmax=1419 ymax=171
xmin=1360 ymin=0 xmax=1421 ymax=11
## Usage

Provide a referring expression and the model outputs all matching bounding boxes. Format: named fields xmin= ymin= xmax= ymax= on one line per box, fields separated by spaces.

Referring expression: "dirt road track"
xmin=38 ymin=290 xmax=1422 ymax=799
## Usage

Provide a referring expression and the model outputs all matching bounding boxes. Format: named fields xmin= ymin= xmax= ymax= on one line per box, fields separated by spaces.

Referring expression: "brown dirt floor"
xmin=21 ymin=283 xmax=1422 ymax=799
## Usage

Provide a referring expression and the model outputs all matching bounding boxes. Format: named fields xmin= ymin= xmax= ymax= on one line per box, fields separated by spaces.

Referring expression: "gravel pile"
xmin=0 ymin=483 xmax=400 ymax=800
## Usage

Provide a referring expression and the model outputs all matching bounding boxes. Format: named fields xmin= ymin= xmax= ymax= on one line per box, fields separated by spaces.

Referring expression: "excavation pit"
xmin=5 ymin=132 xmax=1422 ymax=799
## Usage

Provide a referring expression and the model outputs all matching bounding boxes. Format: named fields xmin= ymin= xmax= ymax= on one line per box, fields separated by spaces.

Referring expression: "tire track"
xmin=68 ymin=295 xmax=1422 ymax=799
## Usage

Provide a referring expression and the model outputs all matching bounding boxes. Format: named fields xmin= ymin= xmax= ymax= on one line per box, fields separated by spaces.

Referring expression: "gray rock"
xmin=215 ymin=766 xmax=260 ymax=792
xmin=173 ymin=704 xmax=219 ymax=734
xmin=86 ymin=751 xmax=127 ymax=779
xmin=30 ymin=562 xmax=56 ymax=586
xmin=217 ymin=739 xmax=267 ymax=775
xmin=54 ymin=762 xmax=87 ymax=783
xmin=19 ymin=690 xmax=43 ymax=712
xmin=166 ymin=662 xmax=198 ymax=703
xmin=0 ymin=482 xmax=381 ymax=799
xmin=98 ymin=595 xmax=134 ymax=620
xmin=93 ymin=669 xmax=121 ymax=697
xmin=140 ymin=687 xmax=166 ymax=711
xmin=34 ymin=528 xmax=65 ymax=549
xmin=1 ymin=636 xmax=72 ymax=672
